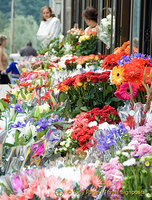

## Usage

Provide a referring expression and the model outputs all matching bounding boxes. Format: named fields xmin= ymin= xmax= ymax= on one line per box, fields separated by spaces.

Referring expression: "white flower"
xmin=123 ymin=158 xmax=136 ymax=166
xmin=95 ymin=160 xmax=101 ymax=168
xmin=65 ymin=142 xmax=70 ymax=148
xmin=122 ymin=146 xmax=135 ymax=151
xmin=60 ymin=141 xmax=66 ymax=146
xmin=88 ymin=121 xmax=97 ymax=127
xmin=122 ymin=152 xmax=130 ymax=158
xmin=98 ymin=122 xmax=110 ymax=130
xmin=76 ymin=64 xmax=82 ymax=70
xmin=39 ymin=103 xmax=50 ymax=113
xmin=5 ymin=131 xmax=15 ymax=145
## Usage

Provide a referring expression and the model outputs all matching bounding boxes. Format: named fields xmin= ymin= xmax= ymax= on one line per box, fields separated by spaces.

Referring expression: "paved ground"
xmin=0 ymin=85 xmax=11 ymax=99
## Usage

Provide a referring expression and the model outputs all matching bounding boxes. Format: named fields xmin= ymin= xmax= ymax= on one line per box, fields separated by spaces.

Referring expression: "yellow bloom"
xmin=22 ymin=68 xmax=26 ymax=72
xmin=26 ymin=93 xmax=32 ymax=100
xmin=111 ymin=66 xmax=126 ymax=85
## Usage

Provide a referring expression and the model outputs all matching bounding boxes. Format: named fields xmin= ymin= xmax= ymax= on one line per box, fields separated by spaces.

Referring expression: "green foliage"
xmin=0 ymin=0 xmax=49 ymax=24
xmin=1 ymin=15 xmax=39 ymax=54
xmin=59 ymin=81 xmax=123 ymax=118
xmin=0 ymin=11 xmax=9 ymax=33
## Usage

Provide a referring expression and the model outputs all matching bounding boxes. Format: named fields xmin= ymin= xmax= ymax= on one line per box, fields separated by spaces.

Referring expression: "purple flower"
xmin=9 ymin=103 xmax=23 ymax=113
xmin=14 ymin=103 xmax=23 ymax=113
xmin=46 ymin=129 xmax=60 ymax=142
xmin=117 ymin=53 xmax=152 ymax=66
xmin=10 ymin=121 xmax=26 ymax=128
xmin=32 ymin=142 xmax=45 ymax=157
xmin=96 ymin=122 xmax=128 ymax=153
xmin=36 ymin=118 xmax=49 ymax=132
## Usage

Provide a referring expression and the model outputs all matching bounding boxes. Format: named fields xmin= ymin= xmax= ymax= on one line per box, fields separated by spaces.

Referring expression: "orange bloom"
xmin=58 ymin=82 xmax=69 ymax=92
xmin=111 ymin=65 xmax=126 ymax=85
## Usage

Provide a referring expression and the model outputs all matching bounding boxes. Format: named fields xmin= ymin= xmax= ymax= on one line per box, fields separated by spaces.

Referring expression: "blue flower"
xmin=36 ymin=118 xmax=48 ymax=132
xmin=9 ymin=103 xmax=23 ymax=113
xmin=96 ymin=122 xmax=128 ymax=153
xmin=10 ymin=121 xmax=26 ymax=128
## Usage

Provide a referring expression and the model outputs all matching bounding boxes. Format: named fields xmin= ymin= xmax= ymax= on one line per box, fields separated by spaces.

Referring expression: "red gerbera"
xmin=102 ymin=53 xmax=123 ymax=70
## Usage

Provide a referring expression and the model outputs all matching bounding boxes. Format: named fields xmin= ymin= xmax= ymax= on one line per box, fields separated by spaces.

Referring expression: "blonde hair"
xmin=41 ymin=6 xmax=55 ymax=21
xmin=0 ymin=35 xmax=7 ymax=45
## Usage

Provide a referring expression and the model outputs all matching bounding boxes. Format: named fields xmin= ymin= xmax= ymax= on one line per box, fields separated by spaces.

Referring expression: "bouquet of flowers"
xmin=97 ymin=14 xmax=114 ymax=49
xmin=76 ymin=28 xmax=98 ymax=56
xmin=65 ymin=105 xmax=120 ymax=154
xmin=58 ymin=71 xmax=123 ymax=118
xmin=66 ymin=28 xmax=83 ymax=53
xmin=110 ymin=53 xmax=152 ymax=103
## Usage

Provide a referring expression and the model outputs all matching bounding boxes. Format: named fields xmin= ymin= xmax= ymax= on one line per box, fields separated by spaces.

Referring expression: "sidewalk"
xmin=0 ymin=85 xmax=11 ymax=99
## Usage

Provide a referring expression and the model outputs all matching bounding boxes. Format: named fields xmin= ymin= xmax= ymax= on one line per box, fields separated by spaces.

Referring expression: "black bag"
xmin=0 ymin=74 xmax=11 ymax=84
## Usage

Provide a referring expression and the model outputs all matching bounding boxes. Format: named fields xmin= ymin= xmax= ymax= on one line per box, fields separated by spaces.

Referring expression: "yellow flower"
xmin=25 ymin=93 xmax=32 ymax=100
xmin=111 ymin=65 xmax=126 ymax=85
xmin=79 ymin=35 xmax=90 ymax=42
xmin=22 ymin=68 xmax=26 ymax=72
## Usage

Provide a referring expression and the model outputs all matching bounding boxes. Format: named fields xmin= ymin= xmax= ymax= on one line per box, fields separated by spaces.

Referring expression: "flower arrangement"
xmin=76 ymin=28 xmax=98 ymax=56
xmin=95 ymin=122 xmax=128 ymax=155
xmin=66 ymin=28 xmax=83 ymax=51
xmin=65 ymin=54 xmax=106 ymax=71
xmin=67 ymin=105 xmax=120 ymax=153
xmin=58 ymin=71 xmax=123 ymax=118
xmin=111 ymin=53 xmax=152 ymax=102
xmin=97 ymin=14 xmax=114 ymax=49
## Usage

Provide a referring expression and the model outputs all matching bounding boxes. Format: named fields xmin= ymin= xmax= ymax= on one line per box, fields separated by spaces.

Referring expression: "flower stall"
xmin=0 ymin=26 xmax=152 ymax=200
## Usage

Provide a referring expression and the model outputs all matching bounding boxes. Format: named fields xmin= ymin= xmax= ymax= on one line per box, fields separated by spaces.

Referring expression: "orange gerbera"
xmin=111 ymin=65 xmax=126 ymax=85
xmin=58 ymin=82 xmax=69 ymax=92
xmin=123 ymin=58 xmax=145 ymax=89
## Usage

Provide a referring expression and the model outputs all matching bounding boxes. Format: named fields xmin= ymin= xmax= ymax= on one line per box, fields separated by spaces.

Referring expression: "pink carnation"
xmin=136 ymin=144 xmax=152 ymax=157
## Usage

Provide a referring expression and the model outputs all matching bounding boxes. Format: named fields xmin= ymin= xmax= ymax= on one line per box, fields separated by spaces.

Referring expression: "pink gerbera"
xmin=115 ymin=82 xmax=137 ymax=100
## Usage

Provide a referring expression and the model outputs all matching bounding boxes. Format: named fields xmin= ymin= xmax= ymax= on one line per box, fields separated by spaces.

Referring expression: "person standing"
xmin=82 ymin=7 xmax=98 ymax=35
xmin=36 ymin=6 xmax=61 ymax=47
xmin=0 ymin=35 xmax=10 ymax=84
xmin=19 ymin=42 xmax=37 ymax=57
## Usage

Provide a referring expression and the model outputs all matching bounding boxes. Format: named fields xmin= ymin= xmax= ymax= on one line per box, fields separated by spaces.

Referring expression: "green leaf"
xmin=0 ymin=99 xmax=9 ymax=108
xmin=80 ymin=106 xmax=88 ymax=111
xmin=59 ymin=92 xmax=67 ymax=102
xmin=20 ymin=90 xmax=26 ymax=100
xmin=40 ymin=76 xmax=43 ymax=86
xmin=12 ymin=95 xmax=17 ymax=104
xmin=14 ymin=130 xmax=20 ymax=145
xmin=15 ymin=79 xmax=20 ymax=86
xmin=34 ymin=106 xmax=40 ymax=118
xmin=50 ymin=94 xmax=56 ymax=106
xmin=0 ymin=101 xmax=5 ymax=112
xmin=8 ymin=83 xmax=13 ymax=88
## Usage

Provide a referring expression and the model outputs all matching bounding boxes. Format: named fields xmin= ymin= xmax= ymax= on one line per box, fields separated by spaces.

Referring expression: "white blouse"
xmin=37 ymin=17 xmax=61 ymax=47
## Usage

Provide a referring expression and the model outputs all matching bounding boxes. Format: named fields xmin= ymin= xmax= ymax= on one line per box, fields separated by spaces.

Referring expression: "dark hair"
xmin=41 ymin=6 xmax=55 ymax=21
xmin=26 ymin=42 xmax=32 ymax=46
xmin=0 ymin=35 xmax=7 ymax=45
xmin=82 ymin=7 xmax=98 ymax=22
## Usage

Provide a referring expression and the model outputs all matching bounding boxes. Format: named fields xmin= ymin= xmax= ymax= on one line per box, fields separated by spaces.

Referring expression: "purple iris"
xmin=36 ymin=116 xmax=65 ymax=132
xmin=117 ymin=53 xmax=152 ymax=66
xmin=10 ymin=121 xmax=26 ymax=128
xmin=9 ymin=103 xmax=23 ymax=113
xmin=96 ymin=122 xmax=128 ymax=153
xmin=36 ymin=118 xmax=49 ymax=132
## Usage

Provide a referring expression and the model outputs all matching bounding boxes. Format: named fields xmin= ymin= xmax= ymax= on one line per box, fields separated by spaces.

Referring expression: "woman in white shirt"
xmin=37 ymin=6 xmax=61 ymax=47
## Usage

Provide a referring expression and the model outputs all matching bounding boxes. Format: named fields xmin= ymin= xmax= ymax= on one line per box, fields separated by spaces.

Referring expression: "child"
xmin=1 ymin=62 xmax=20 ymax=84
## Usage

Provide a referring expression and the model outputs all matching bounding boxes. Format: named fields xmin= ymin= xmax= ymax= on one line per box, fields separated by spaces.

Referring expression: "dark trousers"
xmin=0 ymin=74 xmax=11 ymax=84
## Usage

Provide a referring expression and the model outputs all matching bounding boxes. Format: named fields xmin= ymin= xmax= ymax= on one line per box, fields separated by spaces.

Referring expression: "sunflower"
xmin=111 ymin=65 xmax=126 ymax=85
